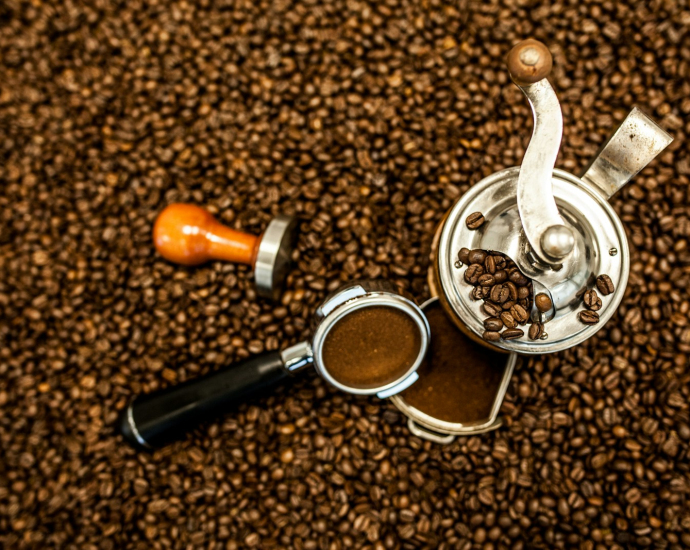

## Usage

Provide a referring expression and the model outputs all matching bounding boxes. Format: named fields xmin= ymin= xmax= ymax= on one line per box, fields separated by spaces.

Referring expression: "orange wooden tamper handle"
xmin=153 ymin=204 xmax=259 ymax=266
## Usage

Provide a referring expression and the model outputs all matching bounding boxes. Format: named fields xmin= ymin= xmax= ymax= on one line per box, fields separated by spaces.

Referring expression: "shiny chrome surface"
xmin=280 ymin=341 xmax=313 ymax=373
xmin=254 ymin=214 xmax=297 ymax=299
xmin=437 ymin=167 xmax=630 ymax=354
xmin=581 ymin=107 xmax=673 ymax=199
xmin=312 ymin=285 xmax=430 ymax=396
xmin=513 ymin=78 xmax=577 ymax=271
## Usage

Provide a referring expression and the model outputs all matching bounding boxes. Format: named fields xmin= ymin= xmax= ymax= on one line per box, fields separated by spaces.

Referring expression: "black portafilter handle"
xmin=119 ymin=350 xmax=296 ymax=450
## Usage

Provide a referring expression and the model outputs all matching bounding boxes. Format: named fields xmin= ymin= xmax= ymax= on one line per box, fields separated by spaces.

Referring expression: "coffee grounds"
xmin=321 ymin=306 xmax=422 ymax=390
xmin=400 ymin=300 xmax=508 ymax=424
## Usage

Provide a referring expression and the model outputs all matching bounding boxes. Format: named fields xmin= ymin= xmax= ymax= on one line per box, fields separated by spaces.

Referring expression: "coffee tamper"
xmin=120 ymin=280 xmax=429 ymax=449
xmin=432 ymin=39 xmax=673 ymax=354
xmin=153 ymin=204 xmax=297 ymax=299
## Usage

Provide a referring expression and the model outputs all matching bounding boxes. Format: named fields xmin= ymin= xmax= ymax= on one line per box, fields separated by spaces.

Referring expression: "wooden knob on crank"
xmin=507 ymin=39 xmax=552 ymax=85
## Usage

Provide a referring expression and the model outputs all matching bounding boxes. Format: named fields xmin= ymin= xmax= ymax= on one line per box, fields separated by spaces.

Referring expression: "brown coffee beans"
xmin=466 ymin=211 xmax=486 ymax=229
xmin=458 ymin=247 xmax=471 ymax=264
xmin=535 ymin=293 xmax=552 ymax=313
xmin=528 ymin=322 xmax=544 ymax=340
xmin=502 ymin=328 xmax=524 ymax=340
xmin=583 ymin=289 xmax=602 ymax=311
xmin=596 ymin=274 xmax=615 ymax=295
xmin=579 ymin=310 xmax=600 ymax=325
xmin=2 ymin=2 xmax=686 ymax=549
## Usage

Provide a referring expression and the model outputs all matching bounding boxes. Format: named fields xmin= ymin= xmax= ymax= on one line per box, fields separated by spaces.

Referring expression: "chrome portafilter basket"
xmin=434 ymin=39 xmax=673 ymax=355
xmin=120 ymin=280 xmax=429 ymax=449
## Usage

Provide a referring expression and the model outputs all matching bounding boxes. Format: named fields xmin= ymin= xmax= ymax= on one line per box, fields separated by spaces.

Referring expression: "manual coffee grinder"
xmin=430 ymin=39 xmax=673 ymax=355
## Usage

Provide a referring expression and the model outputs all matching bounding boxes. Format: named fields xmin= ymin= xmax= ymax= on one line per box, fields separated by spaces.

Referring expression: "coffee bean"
xmin=510 ymin=304 xmax=529 ymax=324
xmin=478 ymin=274 xmax=495 ymax=287
xmin=458 ymin=248 xmax=471 ymax=265
xmin=501 ymin=312 xmax=517 ymax=329
xmin=505 ymin=281 xmax=518 ymax=301
xmin=579 ymin=310 xmax=600 ymax=325
xmin=596 ymin=274 xmax=615 ymax=296
xmin=482 ymin=331 xmax=501 ymax=342
xmin=484 ymin=255 xmax=496 ymax=274
xmin=471 ymin=286 xmax=485 ymax=300
xmin=535 ymin=293 xmax=552 ymax=313
xmin=484 ymin=317 xmax=504 ymax=331
xmin=466 ymin=212 xmax=486 ymax=230
xmin=1 ymin=3 xmax=685 ymax=548
xmin=465 ymin=264 xmax=484 ymax=284
xmin=518 ymin=286 xmax=531 ymax=300
xmin=493 ymin=270 xmax=508 ymax=284
xmin=528 ymin=322 xmax=544 ymax=340
xmin=509 ymin=270 xmax=530 ymax=286
xmin=483 ymin=303 xmax=503 ymax=317
xmin=492 ymin=256 xmax=507 ymax=270
xmin=501 ymin=299 xmax=516 ymax=310
xmin=502 ymin=328 xmax=524 ymax=340
xmin=583 ymin=289 xmax=602 ymax=311
xmin=490 ymin=285 xmax=510 ymax=304
xmin=468 ymin=249 xmax=488 ymax=265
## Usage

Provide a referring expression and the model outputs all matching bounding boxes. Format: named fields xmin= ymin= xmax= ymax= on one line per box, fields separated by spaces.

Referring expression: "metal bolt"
xmin=609 ymin=247 xmax=618 ymax=256
xmin=454 ymin=260 xmax=462 ymax=269
xmin=540 ymin=332 xmax=549 ymax=340
xmin=541 ymin=224 xmax=575 ymax=260
xmin=519 ymin=47 xmax=540 ymax=67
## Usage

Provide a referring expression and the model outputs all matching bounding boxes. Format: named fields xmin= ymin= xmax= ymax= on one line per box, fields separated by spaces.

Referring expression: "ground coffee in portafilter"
xmin=321 ymin=306 xmax=422 ymax=390
xmin=400 ymin=300 xmax=508 ymax=424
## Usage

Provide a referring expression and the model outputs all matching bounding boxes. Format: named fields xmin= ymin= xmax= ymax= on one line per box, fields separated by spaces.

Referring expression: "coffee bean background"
xmin=1 ymin=1 xmax=689 ymax=548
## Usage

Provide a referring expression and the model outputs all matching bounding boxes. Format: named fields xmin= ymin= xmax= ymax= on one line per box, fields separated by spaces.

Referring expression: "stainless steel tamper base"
xmin=254 ymin=214 xmax=298 ymax=299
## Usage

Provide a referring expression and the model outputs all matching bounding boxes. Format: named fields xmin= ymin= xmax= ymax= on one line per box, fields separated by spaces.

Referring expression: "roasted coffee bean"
xmin=493 ymin=270 xmax=508 ymax=284
xmin=483 ymin=303 xmax=503 ymax=318
xmin=492 ymin=256 xmax=507 ymax=270
xmin=535 ymin=293 xmax=553 ymax=313
xmin=529 ymin=322 xmax=544 ymax=340
xmin=501 ymin=312 xmax=517 ymax=329
xmin=510 ymin=304 xmax=529 ymax=324
xmin=478 ymin=274 xmax=496 ymax=287
xmin=518 ymin=286 xmax=531 ymax=300
xmin=482 ymin=331 xmax=501 ymax=342
xmin=2 ymin=6 xmax=682 ymax=547
xmin=584 ymin=289 xmax=602 ymax=311
xmin=579 ymin=310 xmax=600 ymax=325
xmin=501 ymin=300 xmax=516 ymax=310
xmin=509 ymin=270 xmax=530 ymax=286
xmin=458 ymin=247 xmax=471 ymax=265
xmin=596 ymin=274 xmax=615 ymax=296
xmin=465 ymin=264 xmax=484 ymax=284
xmin=502 ymin=328 xmax=524 ymax=340
xmin=472 ymin=286 xmax=485 ymax=300
xmin=468 ymin=249 xmax=488 ymax=265
xmin=484 ymin=317 xmax=504 ymax=331
xmin=491 ymin=285 xmax=510 ymax=304
xmin=506 ymin=281 xmax=518 ymax=301
xmin=484 ymin=255 xmax=496 ymax=274
xmin=466 ymin=212 xmax=486 ymax=230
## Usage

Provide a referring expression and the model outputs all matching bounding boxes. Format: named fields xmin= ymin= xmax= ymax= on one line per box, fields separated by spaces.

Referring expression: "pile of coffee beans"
xmin=578 ymin=275 xmax=615 ymax=325
xmin=458 ymin=248 xmax=548 ymax=342
xmin=1 ymin=0 xmax=689 ymax=549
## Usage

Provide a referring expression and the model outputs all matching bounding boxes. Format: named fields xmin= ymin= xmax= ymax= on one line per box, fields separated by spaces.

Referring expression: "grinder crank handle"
xmin=119 ymin=343 xmax=313 ymax=449
xmin=507 ymin=39 xmax=576 ymax=267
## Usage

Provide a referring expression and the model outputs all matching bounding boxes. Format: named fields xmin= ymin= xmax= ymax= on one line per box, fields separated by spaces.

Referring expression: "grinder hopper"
xmin=434 ymin=39 xmax=673 ymax=354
